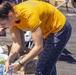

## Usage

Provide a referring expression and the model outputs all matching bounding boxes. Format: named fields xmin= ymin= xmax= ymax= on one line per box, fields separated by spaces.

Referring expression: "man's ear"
xmin=8 ymin=12 xmax=14 ymax=18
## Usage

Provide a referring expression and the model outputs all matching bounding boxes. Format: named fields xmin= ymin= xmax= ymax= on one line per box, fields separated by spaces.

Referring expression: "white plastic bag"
xmin=24 ymin=31 xmax=32 ymax=42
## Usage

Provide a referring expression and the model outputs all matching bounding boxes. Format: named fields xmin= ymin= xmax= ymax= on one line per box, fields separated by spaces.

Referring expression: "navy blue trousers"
xmin=35 ymin=20 xmax=72 ymax=75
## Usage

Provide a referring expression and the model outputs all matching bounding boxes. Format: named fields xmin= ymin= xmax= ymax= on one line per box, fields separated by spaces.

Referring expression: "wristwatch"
xmin=18 ymin=61 xmax=24 ymax=67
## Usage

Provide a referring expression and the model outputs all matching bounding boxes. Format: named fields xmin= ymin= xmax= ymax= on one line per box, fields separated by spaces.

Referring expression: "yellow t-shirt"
xmin=12 ymin=1 xmax=66 ymax=38
xmin=27 ymin=0 xmax=42 ymax=1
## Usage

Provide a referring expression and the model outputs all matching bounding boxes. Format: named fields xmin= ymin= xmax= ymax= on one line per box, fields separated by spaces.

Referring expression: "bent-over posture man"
xmin=0 ymin=1 xmax=72 ymax=75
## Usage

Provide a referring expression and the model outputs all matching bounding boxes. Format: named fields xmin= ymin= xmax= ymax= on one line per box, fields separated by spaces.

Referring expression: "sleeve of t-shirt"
xmin=28 ymin=12 xmax=41 ymax=31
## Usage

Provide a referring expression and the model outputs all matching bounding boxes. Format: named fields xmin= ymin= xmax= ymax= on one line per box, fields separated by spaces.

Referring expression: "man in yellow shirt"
xmin=0 ymin=1 xmax=72 ymax=75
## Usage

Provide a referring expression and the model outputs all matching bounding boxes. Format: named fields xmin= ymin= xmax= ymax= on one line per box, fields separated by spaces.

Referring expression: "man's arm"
xmin=7 ymin=27 xmax=22 ymax=63
xmin=19 ymin=26 xmax=43 ymax=65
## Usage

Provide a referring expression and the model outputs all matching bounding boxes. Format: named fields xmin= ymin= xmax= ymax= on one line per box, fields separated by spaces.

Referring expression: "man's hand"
xmin=4 ymin=61 xmax=11 ymax=72
xmin=9 ymin=63 xmax=21 ymax=73
xmin=0 ymin=28 xmax=6 ymax=36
